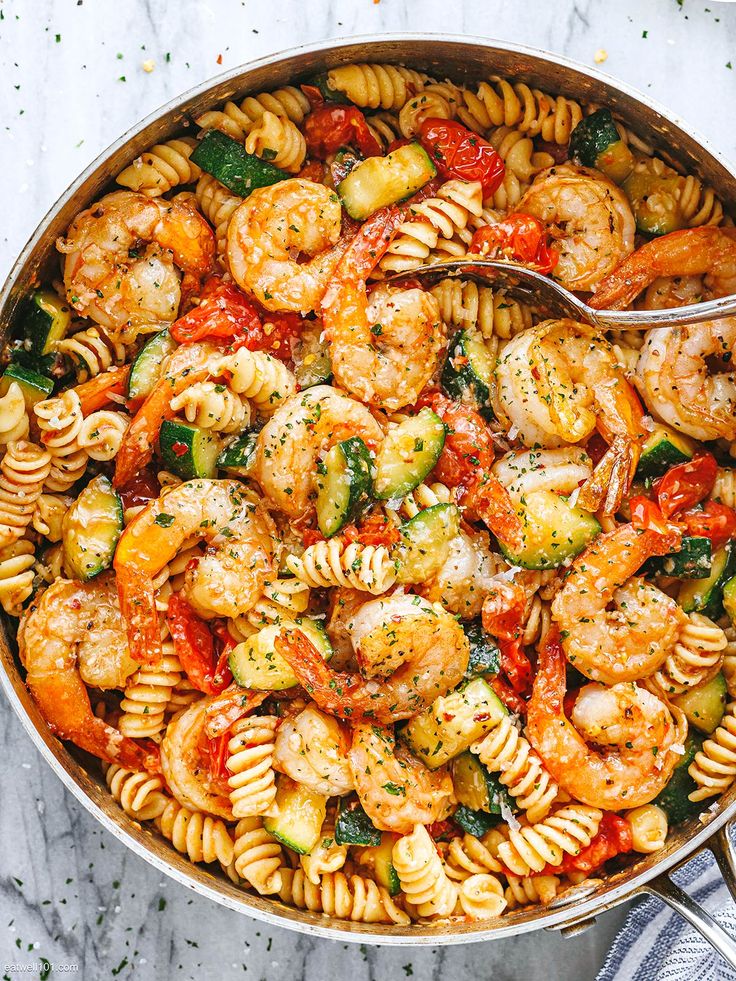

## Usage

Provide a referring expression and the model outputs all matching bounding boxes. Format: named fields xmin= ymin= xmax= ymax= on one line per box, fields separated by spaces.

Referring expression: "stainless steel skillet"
xmin=2 ymin=32 xmax=736 ymax=962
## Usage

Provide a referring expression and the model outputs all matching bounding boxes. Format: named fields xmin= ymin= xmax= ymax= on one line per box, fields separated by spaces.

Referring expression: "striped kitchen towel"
xmin=596 ymin=851 xmax=736 ymax=980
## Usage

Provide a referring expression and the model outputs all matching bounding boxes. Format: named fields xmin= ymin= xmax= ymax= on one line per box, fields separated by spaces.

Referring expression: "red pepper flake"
xmin=171 ymin=441 xmax=189 ymax=457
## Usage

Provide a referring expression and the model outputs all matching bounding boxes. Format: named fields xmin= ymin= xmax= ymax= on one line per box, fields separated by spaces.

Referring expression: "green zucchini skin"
xmin=395 ymin=503 xmax=460 ymax=585
xmin=217 ymin=431 xmax=258 ymax=478
xmin=569 ymin=108 xmax=634 ymax=184
xmin=337 ymin=142 xmax=436 ymax=220
xmin=373 ymin=408 xmax=446 ymax=501
xmin=0 ymin=364 xmax=54 ymax=406
xmin=159 ymin=419 xmax=222 ymax=480
xmin=14 ymin=289 xmax=71 ymax=373
xmin=463 ymin=620 xmax=501 ymax=678
xmin=653 ymin=733 xmax=703 ymax=825
xmin=645 ymin=536 xmax=712 ymax=580
xmin=441 ymin=329 xmax=495 ymax=412
xmin=335 ymin=799 xmax=382 ymax=846
xmin=673 ymin=673 xmax=727 ymax=734
xmin=127 ymin=330 xmax=177 ymax=401
xmin=452 ymin=804 xmax=500 ymax=837
xmin=316 ymin=436 xmax=373 ymax=538
xmin=263 ymin=779 xmax=327 ymax=855
xmin=636 ymin=425 xmax=696 ymax=480
xmin=190 ymin=130 xmax=287 ymax=197
xmin=499 ymin=490 xmax=601 ymax=570
xmin=679 ymin=543 xmax=736 ymax=619
xmin=450 ymin=751 xmax=514 ymax=815
xmin=305 ymin=72 xmax=351 ymax=104
xmin=62 ymin=475 xmax=123 ymax=581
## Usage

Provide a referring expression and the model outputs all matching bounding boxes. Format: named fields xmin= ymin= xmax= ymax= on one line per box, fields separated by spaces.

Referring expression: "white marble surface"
xmin=2 ymin=1 xmax=736 ymax=978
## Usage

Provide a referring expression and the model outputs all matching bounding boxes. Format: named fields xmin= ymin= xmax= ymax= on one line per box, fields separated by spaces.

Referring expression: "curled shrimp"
xmin=254 ymin=384 xmax=384 ymax=519
xmin=348 ymin=722 xmax=454 ymax=834
xmin=18 ymin=574 xmax=158 ymax=772
xmin=114 ymin=479 xmax=277 ymax=664
xmin=226 ymin=178 xmax=345 ymax=313
xmin=494 ymin=320 xmax=646 ymax=513
xmin=58 ymin=191 xmax=215 ymax=335
xmin=636 ymin=321 xmax=736 ymax=442
xmin=272 ymin=702 xmax=354 ymax=796
xmin=161 ymin=697 xmax=233 ymax=819
xmin=551 ymin=523 xmax=687 ymax=685
xmin=527 ymin=630 xmax=687 ymax=810
xmin=518 ymin=165 xmax=635 ymax=291
xmin=590 ymin=226 xmax=736 ymax=310
xmin=322 ymin=207 xmax=445 ymax=411
xmin=274 ymin=594 xmax=470 ymax=723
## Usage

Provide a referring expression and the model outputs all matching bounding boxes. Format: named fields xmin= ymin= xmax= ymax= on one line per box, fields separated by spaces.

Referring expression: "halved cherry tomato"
xmin=305 ymin=104 xmax=382 ymax=159
xmin=342 ymin=512 xmax=401 ymax=549
xmin=166 ymin=594 xmax=232 ymax=695
xmin=470 ymin=214 xmax=558 ymax=274
xmin=629 ymin=495 xmax=682 ymax=541
xmin=117 ymin=466 xmax=160 ymax=515
xmin=681 ymin=500 xmax=736 ymax=550
xmin=419 ymin=118 xmax=505 ymax=195
xmin=170 ymin=278 xmax=263 ymax=346
xmin=654 ymin=453 xmax=718 ymax=519
xmin=297 ymin=159 xmax=327 ymax=183
xmin=423 ymin=393 xmax=495 ymax=488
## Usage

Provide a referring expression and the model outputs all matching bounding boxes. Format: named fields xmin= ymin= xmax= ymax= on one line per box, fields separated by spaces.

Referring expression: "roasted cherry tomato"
xmin=654 ymin=453 xmax=718 ymax=519
xmin=681 ymin=500 xmax=736 ymax=550
xmin=419 ymin=118 xmax=505 ymax=195
xmin=629 ymin=495 xmax=683 ymax=544
xmin=166 ymin=594 xmax=232 ymax=695
xmin=423 ymin=392 xmax=495 ymax=488
xmin=488 ymin=676 xmax=527 ymax=716
xmin=117 ymin=466 xmax=160 ymax=514
xmin=305 ymin=104 xmax=382 ymax=159
xmin=470 ymin=213 xmax=558 ymax=274
xmin=171 ymin=278 xmax=263 ymax=346
xmin=342 ymin=512 xmax=401 ymax=548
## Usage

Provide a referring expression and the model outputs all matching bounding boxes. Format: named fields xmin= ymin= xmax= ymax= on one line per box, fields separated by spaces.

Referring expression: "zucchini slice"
xmin=450 ymin=751 xmax=514 ymax=815
xmin=673 ymin=672 xmax=727 ymax=735
xmin=441 ymin=329 xmax=495 ymax=411
xmin=400 ymin=676 xmax=506 ymax=770
xmin=62 ymin=475 xmax=123 ymax=581
xmin=358 ymin=833 xmax=401 ymax=895
xmin=217 ymin=432 xmax=258 ymax=479
xmin=20 ymin=289 xmax=71 ymax=358
xmin=569 ymin=108 xmax=634 ymax=184
xmin=335 ymin=798 xmax=382 ymax=847
xmin=653 ymin=733 xmax=703 ymax=825
xmin=159 ymin=419 xmax=222 ymax=480
xmin=316 ymin=436 xmax=373 ymax=538
xmin=337 ymin=142 xmax=437 ymax=220
xmin=190 ymin=130 xmax=287 ymax=197
xmin=263 ymin=777 xmax=328 ymax=855
xmin=463 ymin=619 xmax=501 ymax=678
xmin=306 ymin=72 xmax=351 ymax=105
xmin=500 ymin=489 xmax=601 ymax=571
xmin=645 ymin=536 xmax=712 ymax=580
xmin=229 ymin=618 xmax=333 ymax=691
xmin=373 ymin=408 xmax=446 ymax=500
xmin=623 ymin=168 xmax=686 ymax=236
xmin=292 ymin=323 xmax=332 ymax=389
xmin=395 ymin=502 xmax=460 ymax=585
xmin=636 ymin=424 xmax=696 ymax=480
xmin=453 ymin=804 xmax=499 ymax=837
xmin=0 ymin=364 xmax=54 ymax=407
xmin=679 ymin=543 xmax=736 ymax=619
xmin=127 ymin=330 xmax=177 ymax=401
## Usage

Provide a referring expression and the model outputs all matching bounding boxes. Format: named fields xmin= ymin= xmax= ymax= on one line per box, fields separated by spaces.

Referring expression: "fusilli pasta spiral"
xmin=244 ymin=111 xmax=307 ymax=174
xmin=442 ymin=833 xmax=503 ymax=881
xmin=196 ymin=85 xmax=310 ymax=140
xmin=0 ymin=540 xmax=36 ymax=615
xmin=34 ymin=390 xmax=88 ymax=492
xmin=31 ymin=492 xmax=73 ymax=541
xmin=459 ymin=78 xmax=583 ymax=144
xmin=104 ymin=764 xmax=169 ymax=820
xmin=496 ymin=805 xmax=602 ymax=876
xmin=504 ymin=874 xmax=563 ymax=908
xmin=155 ymin=798 xmax=234 ymax=866
xmin=626 ymin=803 xmax=669 ymax=853
xmin=457 ymin=872 xmax=507 ymax=919
xmin=170 ymin=381 xmax=251 ymax=434
xmin=116 ymin=137 xmax=202 ymax=197
xmin=119 ymin=643 xmax=182 ymax=739
xmin=232 ymin=817 xmax=284 ymax=893
xmin=393 ymin=824 xmax=458 ymax=918
xmin=286 ymin=539 xmax=397 ymax=593
xmin=213 ymin=348 xmax=297 ymax=416
xmin=430 ymin=279 xmax=533 ymax=342
xmin=654 ymin=613 xmax=727 ymax=694
xmin=688 ymin=702 xmax=736 ymax=801
xmin=195 ymin=174 xmax=243 ymax=266
xmin=325 ymin=64 xmax=427 ymax=110
xmin=77 ymin=410 xmax=130 ymax=462
xmin=0 ymin=441 xmax=52 ymax=545
xmin=56 ymin=326 xmax=127 ymax=380
xmin=226 ymin=715 xmax=279 ymax=818
xmin=277 ymin=867 xmax=410 ymax=924
xmin=398 ymin=91 xmax=453 ymax=139
xmin=300 ymin=824 xmax=348 ymax=885
xmin=0 ymin=382 xmax=29 ymax=444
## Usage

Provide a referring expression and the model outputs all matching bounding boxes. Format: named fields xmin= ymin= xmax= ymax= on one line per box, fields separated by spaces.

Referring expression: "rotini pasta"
xmin=104 ymin=764 xmax=169 ymax=821
xmin=170 ymin=381 xmax=251 ymax=434
xmin=430 ymin=279 xmax=533 ymax=342
xmin=0 ymin=382 xmax=29 ymax=444
xmin=504 ymin=874 xmax=563 ymax=909
xmin=459 ymin=78 xmax=584 ymax=144
xmin=155 ymin=798 xmax=234 ymax=866
xmin=393 ymin=824 xmax=457 ymax=918
xmin=0 ymin=440 xmax=52 ymax=545
xmin=232 ymin=817 xmax=283 ymax=893
xmin=688 ymin=702 xmax=736 ymax=801
xmin=213 ymin=348 xmax=297 ymax=416
xmin=398 ymin=91 xmax=454 ymax=139
xmin=442 ymin=833 xmax=503 ymax=881
xmin=457 ymin=873 xmax=507 ymax=919
xmin=56 ymin=326 xmax=127 ymax=380
xmin=300 ymin=824 xmax=348 ymax=885
xmin=77 ymin=410 xmax=130 ymax=462
xmin=325 ymin=64 xmax=427 ymax=110
xmin=0 ymin=539 xmax=36 ymax=615
xmin=277 ymin=866 xmax=410 ymax=924
xmin=195 ymin=85 xmax=310 ymax=140
xmin=119 ymin=643 xmax=182 ymax=739
xmin=33 ymin=390 xmax=88 ymax=492
xmin=244 ymin=111 xmax=307 ymax=174
xmin=285 ymin=539 xmax=397 ymax=593
xmin=626 ymin=804 xmax=669 ymax=853
xmin=654 ymin=614 xmax=728 ymax=694
xmin=115 ymin=137 xmax=201 ymax=197
xmin=226 ymin=715 xmax=279 ymax=818
xmin=495 ymin=805 xmax=602 ymax=876
xmin=32 ymin=492 xmax=73 ymax=541
xmin=236 ymin=576 xmax=311 ymax=631
xmin=195 ymin=174 xmax=243 ymax=266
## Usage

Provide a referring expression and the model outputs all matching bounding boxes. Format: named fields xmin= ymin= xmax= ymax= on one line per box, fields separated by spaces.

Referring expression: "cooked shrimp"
xmin=114 ymin=479 xmax=277 ymax=664
xmin=418 ymin=527 xmax=500 ymax=620
xmin=348 ymin=722 xmax=454 ymax=834
xmin=272 ymin=702 xmax=354 ymax=796
xmin=527 ymin=631 xmax=687 ymax=810
xmin=322 ymin=207 xmax=445 ymax=411
xmin=18 ymin=574 xmax=158 ymax=772
xmin=58 ymin=191 xmax=215 ymax=335
xmin=518 ymin=165 xmax=635 ymax=291
xmin=636 ymin=321 xmax=736 ymax=441
xmin=551 ymin=523 xmax=687 ymax=685
xmin=161 ymin=697 xmax=233 ymax=819
xmin=590 ymin=226 xmax=736 ymax=310
xmin=492 ymin=447 xmax=592 ymax=501
xmin=254 ymin=385 xmax=383 ymax=519
xmin=274 ymin=595 xmax=470 ymax=723
xmin=226 ymin=178 xmax=345 ymax=313
xmin=494 ymin=320 xmax=646 ymax=513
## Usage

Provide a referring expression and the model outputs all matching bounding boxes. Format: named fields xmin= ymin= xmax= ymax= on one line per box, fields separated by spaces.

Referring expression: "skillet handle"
xmin=642 ymin=821 xmax=736 ymax=971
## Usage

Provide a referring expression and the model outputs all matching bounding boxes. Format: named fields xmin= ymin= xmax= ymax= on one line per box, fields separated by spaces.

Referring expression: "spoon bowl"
xmin=388 ymin=259 xmax=736 ymax=329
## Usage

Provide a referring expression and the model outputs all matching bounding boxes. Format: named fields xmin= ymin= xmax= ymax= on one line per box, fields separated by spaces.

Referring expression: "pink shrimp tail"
xmin=114 ymin=565 xmax=161 ymax=665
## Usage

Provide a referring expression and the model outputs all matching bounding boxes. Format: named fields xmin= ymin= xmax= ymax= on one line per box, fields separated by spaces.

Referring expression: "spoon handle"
xmin=590 ymin=293 xmax=736 ymax=330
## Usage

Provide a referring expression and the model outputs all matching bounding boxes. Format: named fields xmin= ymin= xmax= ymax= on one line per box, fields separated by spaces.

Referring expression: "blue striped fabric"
xmin=596 ymin=853 xmax=736 ymax=981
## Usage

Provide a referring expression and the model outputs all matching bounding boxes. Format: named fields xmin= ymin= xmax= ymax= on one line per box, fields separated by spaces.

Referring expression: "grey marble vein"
xmin=2 ymin=0 xmax=736 ymax=977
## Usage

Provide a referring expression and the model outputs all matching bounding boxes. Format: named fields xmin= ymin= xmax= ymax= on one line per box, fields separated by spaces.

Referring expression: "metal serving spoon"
xmin=388 ymin=259 xmax=736 ymax=329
